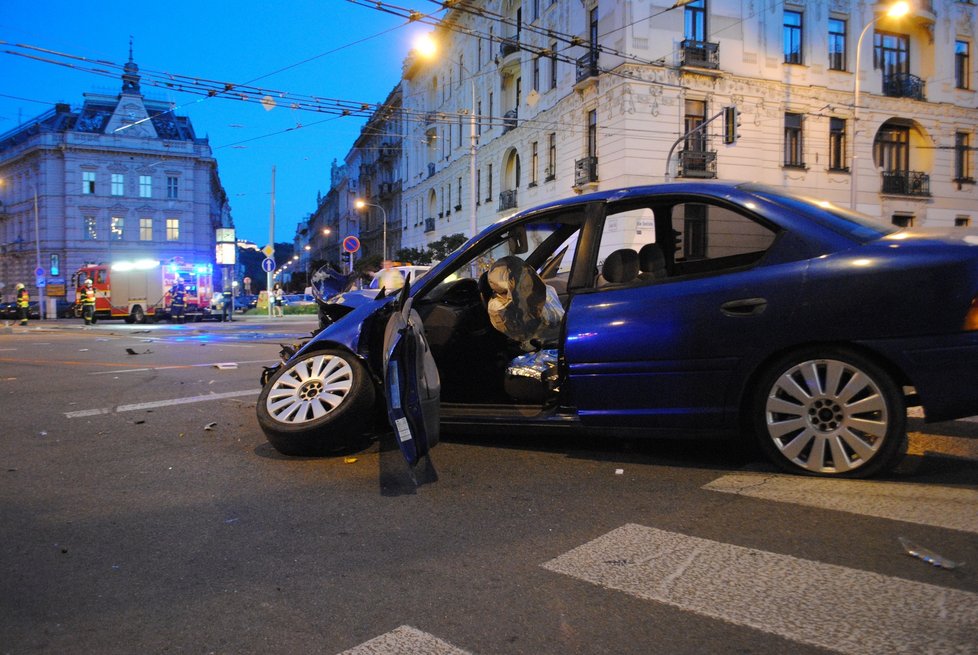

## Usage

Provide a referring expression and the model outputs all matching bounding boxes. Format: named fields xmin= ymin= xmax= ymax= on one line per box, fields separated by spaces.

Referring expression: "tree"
xmin=394 ymin=233 xmax=467 ymax=266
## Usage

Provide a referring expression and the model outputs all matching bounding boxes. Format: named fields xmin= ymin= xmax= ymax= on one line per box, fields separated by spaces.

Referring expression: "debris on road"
xmin=898 ymin=536 xmax=962 ymax=569
xmin=204 ymin=422 xmax=217 ymax=431
xmin=214 ymin=363 xmax=238 ymax=370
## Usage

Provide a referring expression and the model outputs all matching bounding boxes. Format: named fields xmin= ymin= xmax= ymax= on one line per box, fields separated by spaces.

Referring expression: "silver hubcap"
xmin=265 ymin=354 xmax=354 ymax=424
xmin=765 ymin=359 xmax=888 ymax=474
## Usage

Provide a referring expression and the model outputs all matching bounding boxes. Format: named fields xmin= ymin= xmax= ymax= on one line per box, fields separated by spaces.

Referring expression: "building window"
xmin=956 ymin=216 xmax=972 ymax=227
xmin=874 ymin=125 xmax=909 ymax=173
xmin=533 ymin=56 xmax=540 ymax=91
xmin=784 ymin=112 xmax=805 ymax=167
xmin=547 ymin=132 xmax=556 ymax=181
xmin=82 ymin=171 xmax=96 ymax=194
xmin=457 ymin=177 xmax=463 ymax=209
xmin=684 ymin=99 xmax=707 ymax=153
xmin=685 ymin=0 xmax=706 ymax=41
xmin=110 ymin=216 xmax=124 ymax=240
xmin=829 ymin=117 xmax=847 ymax=171
xmin=784 ymin=10 xmax=803 ymax=64
xmin=892 ymin=214 xmax=914 ymax=228
xmin=476 ymin=168 xmax=481 ymax=205
xmin=111 ymin=173 xmax=124 ymax=196
xmin=166 ymin=218 xmax=179 ymax=241
xmin=956 ymin=40 xmax=970 ymax=90
xmin=139 ymin=175 xmax=152 ymax=198
xmin=549 ymin=42 xmax=558 ymax=89
xmin=828 ymin=18 xmax=846 ymax=71
xmin=874 ymin=32 xmax=909 ymax=76
xmin=477 ymin=100 xmax=483 ymax=136
xmin=140 ymin=218 xmax=153 ymax=241
xmin=530 ymin=141 xmax=539 ymax=186
xmin=166 ymin=176 xmax=179 ymax=199
xmin=486 ymin=163 xmax=493 ymax=202
xmin=955 ymin=132 xmax=973 ymax=182
xmin=587 ymin=109 xmax=597 ymax=158
xmin=84 ymin=215 xmax=97 ymax=240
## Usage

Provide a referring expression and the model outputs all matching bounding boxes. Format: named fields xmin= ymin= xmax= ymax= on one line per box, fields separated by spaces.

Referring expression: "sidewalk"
xmin=1 ymin=312 xmax=317 ymax=333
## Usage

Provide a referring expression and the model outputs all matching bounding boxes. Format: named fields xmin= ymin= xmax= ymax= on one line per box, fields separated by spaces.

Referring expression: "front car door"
xmin=383 ymin=285 xmax=441 ymax=467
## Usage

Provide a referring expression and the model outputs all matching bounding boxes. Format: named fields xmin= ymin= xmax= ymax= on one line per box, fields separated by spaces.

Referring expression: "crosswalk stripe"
xmin=337 ymin=626 xmax=473 ymax=655
xmin=542 ymin=524 xmax=978 ymax=655
xmin=703 ymin=473 xmax=978 ymax=534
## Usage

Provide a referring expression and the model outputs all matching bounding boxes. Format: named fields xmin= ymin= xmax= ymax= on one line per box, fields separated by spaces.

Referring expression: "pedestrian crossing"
xmin=336 ymin=457 xmax=978 ymax=655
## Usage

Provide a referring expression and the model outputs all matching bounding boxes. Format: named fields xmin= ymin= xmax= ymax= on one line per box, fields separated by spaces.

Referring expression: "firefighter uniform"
xmin=15 ymin=283 xmax=29 ymax=326
xmin=170 ymin=281 xmax=186 ymax=323
xmin=81 ymin=279 xmax=96 ymax=325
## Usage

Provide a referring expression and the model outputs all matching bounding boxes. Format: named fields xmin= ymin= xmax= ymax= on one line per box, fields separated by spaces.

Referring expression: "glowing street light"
xmin=355 ymin=198 xmax=388 ymax=261
xmin=851 ymin=1 xmax=910 ymax=210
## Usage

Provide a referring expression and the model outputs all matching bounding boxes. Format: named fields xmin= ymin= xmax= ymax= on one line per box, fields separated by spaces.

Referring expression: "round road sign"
xmin=342 ymin=236 xmax=361 ymax=253
xmin=261 ymin=257 xmax=276 ymax=273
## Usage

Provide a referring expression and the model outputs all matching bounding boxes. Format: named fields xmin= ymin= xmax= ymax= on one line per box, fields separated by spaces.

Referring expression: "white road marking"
xmin=703 ymin=473 xmax=978 ymax=534
xmin=88 ymin=358 xmax=277 ymax=375
xmin=64 ymin=389 xmax=260 ymax=418
xmin=543 ymin=524 xmax=978 ymax=655
xmin=338 ymin=626 xmax=472 ymax=655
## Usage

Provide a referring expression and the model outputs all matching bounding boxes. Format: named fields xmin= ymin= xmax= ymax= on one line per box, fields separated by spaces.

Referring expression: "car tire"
xmin=751 ymin=348 xmax=906 ymax=478
xmin=257 ymin=348 xmax=376 ymax=456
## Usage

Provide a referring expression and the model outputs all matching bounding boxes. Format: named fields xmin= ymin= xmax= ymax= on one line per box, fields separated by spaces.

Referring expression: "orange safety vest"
xmin=16 ymin=289 xmax=29 ymax=307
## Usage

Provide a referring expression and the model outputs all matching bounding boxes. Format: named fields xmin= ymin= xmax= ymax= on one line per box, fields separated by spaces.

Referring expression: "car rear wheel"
xmin=751 ymin=349 xmax=906 ymax=478
xmin=257 ymin=348 xmax=375 ymax=456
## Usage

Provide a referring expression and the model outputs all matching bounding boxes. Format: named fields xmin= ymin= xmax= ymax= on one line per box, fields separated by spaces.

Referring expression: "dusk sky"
xmin=0 ymin=0 xmax=438 ymax=245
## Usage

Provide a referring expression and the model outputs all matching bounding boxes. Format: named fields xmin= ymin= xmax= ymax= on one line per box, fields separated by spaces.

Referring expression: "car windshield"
xmin=743 ymin=184 xmax=898 ymax=242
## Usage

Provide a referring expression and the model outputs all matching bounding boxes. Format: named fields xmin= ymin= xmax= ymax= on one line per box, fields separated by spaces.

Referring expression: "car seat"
xmin=599 ymin=248 xmax=640 ymax=285
xmin=638 ymin=243 xmax=667 ymax=280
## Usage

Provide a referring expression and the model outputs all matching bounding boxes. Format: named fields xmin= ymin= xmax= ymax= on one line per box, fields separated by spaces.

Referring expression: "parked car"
xmin=256 ymin=181 xmax=978 ymax=479
xmin=283 ymin=293 xmax=317 ymax=306
xmin=315 ymin=265 xmax=431 ymax=326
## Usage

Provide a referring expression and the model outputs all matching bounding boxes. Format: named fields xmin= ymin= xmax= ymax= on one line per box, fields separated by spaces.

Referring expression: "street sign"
xmin=343 ymin=236 xmax=361 ymax=253
xmin=36 ymin=276 xmax=46 ymax=288
xmin=261 ymin=257 xmax=276 ymax=273
xmin=262 ymin=244 xmax=274 ymax=256
xmin=34 ymin=266 xmax=44 ymax=277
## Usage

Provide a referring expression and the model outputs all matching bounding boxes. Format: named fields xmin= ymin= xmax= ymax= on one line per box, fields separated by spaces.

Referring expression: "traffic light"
xmin=342 ymin=252 xmax=351 ymax=263
xmin=723 ymin=105 xmax=741 ymax=144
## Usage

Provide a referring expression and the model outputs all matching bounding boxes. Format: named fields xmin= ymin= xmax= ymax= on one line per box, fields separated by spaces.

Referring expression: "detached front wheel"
xmin=257 ymin=348 xmax=375 ymax=456
xmin=752 ymin=349 xmax=906 ymax=478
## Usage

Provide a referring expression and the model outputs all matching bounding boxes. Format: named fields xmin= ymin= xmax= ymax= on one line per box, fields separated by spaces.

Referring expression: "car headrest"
xmin=639 ymin=243 xmax=666 ymax=278
xmin=602 ymin=249 xmax=640 ymax=284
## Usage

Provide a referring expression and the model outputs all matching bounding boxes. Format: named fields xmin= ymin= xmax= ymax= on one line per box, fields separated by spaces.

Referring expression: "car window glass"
xmin=672 ymin=201 xmax=777 ymax=274
xmin=594 ymin=206 xmax=659 ymax=285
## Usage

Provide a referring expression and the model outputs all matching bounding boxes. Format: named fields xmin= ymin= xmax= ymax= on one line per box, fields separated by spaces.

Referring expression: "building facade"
xmin=0 ymin=54 xmax=231 ymax=303
xmin=381 ymin=0 xmax=975 ymax=255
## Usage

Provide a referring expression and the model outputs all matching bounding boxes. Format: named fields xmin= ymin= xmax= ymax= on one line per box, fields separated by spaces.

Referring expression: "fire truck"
xmin=73 ymin=258 xmax=214 ymax=323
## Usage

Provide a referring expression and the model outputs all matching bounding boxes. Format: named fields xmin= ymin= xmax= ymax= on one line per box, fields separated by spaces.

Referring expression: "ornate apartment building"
xmin=0 ymin=54 xmax=231 ymax=301
xmin=333 ymin=0 xmax=973 ymax=257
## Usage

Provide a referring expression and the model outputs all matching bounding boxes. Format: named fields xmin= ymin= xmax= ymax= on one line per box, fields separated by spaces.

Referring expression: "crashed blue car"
xmin=257 ymin=182 xmax=978 ymax=478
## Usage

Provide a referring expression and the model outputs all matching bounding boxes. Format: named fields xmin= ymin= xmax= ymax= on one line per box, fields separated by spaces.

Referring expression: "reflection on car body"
xmin=257 ymin=181 xmax=978 ymax=479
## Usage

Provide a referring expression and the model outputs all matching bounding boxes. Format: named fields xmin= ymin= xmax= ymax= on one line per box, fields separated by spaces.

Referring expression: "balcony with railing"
xmin=680 ymin=39 xmax=720 ymax=70
xmin=678 ymin=149 xmax=717 ymax=178
xmin=499 ymin=35 xmax=520 ymax=58
xmin=424 ymin=217 xmax=436 ymax=233
xmin=502 ymin=109 xmax=518 ymax=134
xmin=575 ymin=156 xmax=598 ymax=186
xmin=881 ymin=170 xmax=930 ymax=196
xmin=498 ymin=189 xmax=518 ymax=211
xmin=576 ymin=50 xmax=599 ymax=83
xmin=883 ymin=73 xmax=926 ymax=100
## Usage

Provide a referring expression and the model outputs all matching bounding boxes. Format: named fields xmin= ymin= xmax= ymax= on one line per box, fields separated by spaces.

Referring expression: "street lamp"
xmin=355 ymin=198 xmax=388 ymax=261
xmin=416 ymin=34 xmax=478 ymax=243
xmin=851 ymin=1 xmax=910 ymax=210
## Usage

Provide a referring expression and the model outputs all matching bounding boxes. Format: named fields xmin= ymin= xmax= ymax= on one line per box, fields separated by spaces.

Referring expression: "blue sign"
xmin=261 ymin=257 xmax=276 ymax=273
xmin=34 ymin=266 xmax=44 ymax=277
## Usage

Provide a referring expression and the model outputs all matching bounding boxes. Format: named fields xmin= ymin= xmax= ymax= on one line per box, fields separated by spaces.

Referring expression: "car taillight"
xmin=965 ymin=295 xmax=978 ymax=331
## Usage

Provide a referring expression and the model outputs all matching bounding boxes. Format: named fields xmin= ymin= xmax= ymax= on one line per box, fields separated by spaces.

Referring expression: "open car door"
xmin=382 ymin=281 xmax=440 ymax=467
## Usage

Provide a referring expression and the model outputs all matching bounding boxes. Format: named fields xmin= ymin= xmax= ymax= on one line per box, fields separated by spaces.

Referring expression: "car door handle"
xmin=721 ymin=298 xmax=767 ymax=317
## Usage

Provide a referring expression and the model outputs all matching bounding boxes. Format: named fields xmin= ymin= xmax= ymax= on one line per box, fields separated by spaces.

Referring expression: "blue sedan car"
xmin=257 ymin=182 xmax=978 ymax=478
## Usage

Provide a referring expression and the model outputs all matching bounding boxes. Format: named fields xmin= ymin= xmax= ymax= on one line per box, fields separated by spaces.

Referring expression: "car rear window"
xmin=743 ymin=184 xmax=898 ymax=242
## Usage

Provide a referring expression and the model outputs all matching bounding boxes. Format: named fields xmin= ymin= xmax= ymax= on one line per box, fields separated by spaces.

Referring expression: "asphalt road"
xmin=1 ymin=317 xmax=977 ymax=655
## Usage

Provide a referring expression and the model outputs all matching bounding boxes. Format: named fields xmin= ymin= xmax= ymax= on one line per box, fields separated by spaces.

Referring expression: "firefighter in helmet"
xmin=81 ymin=278 xmax=97 ymax=325
xmin=15 ymin=283 xmax=29 ymax=326
xmin=170 ymin=277 xmax=186 ymax=323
